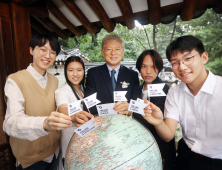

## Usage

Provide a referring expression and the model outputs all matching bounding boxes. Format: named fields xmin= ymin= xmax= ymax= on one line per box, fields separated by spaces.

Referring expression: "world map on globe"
xmin=65 ymin=114 xmax=162 ymax=170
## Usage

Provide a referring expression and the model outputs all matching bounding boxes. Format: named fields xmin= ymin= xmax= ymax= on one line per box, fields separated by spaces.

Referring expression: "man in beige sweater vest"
xmin=3 ymin=34 xmax=72 ymax=170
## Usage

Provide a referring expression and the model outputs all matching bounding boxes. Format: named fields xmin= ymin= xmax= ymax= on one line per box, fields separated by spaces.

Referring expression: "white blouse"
xmin=55 ymin=83 xmax=83 ymax=169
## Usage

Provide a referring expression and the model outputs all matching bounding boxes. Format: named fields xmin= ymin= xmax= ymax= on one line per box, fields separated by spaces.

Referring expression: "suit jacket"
xmin=84 ymin=64 xmax=141 ymax=115
xmin=133 ymin=76 xmax=176 ymax=170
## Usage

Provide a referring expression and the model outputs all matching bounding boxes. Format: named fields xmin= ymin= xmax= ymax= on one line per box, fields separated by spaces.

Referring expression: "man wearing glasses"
xmin=3 ymin=34 xmax=72 ymax=170
xmin=143 ymin=35 xmax=222 ymax=170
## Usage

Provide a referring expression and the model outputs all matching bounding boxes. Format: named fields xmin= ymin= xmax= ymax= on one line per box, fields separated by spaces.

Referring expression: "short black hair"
xmin=136 ymin=49 xmax=163 ymax=73
xmin=29 ymin=34 xmax=61 ymax=55
xmin=64 ymin=56 xmax=85 ymax=88
xmin=166 ymin=35 xmax=205 ymax=61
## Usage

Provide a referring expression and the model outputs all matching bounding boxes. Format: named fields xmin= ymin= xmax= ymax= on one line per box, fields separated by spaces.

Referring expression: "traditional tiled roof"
xmin=54 ymin=46 xmax=90 ymax=65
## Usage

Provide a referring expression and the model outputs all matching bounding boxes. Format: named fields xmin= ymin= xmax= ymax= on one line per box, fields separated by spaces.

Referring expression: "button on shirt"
xmin=106 ymin=64 xmax=120 ymax=81
xmin=164 ymin=70 xmax=222 ymax=159
xmin=3 ymin=64 xmax=59 ymax=164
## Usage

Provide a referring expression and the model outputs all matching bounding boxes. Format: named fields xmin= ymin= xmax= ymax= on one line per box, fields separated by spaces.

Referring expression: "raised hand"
xmin=143 ymin=100 xmax=164 ymax=126
xmin=72 ymin=111 xmax=94 ymax=127
xmin=43 ymin=112 xmax=72 ymax=131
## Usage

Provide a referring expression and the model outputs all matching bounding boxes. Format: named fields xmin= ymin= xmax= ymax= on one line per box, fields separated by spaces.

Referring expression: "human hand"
xmin=72 ymin=111 xmax=94 ymax=127
xmin=113 ymin=101 xmax=132 ymax=115
xmin=43 ymin=112 xmax=72 ymax=131
xmin=143 ymin=100 xmax=163 ymax=126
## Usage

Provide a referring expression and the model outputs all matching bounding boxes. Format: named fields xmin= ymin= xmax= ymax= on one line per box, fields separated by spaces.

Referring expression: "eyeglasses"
xmin=36 ymin=47 xmax=56 ymax=58
xmin=170 ymin=53 xmax=199 ymax=70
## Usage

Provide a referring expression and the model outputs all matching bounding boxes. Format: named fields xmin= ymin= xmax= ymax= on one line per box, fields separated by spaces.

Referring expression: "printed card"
xmin=128 ymin=99 xmax=148 ymax=116
xmin=83 ymin=93 xmax=101 ymax=109
xmin=67 ymin=100 xmax=82 ymax=116
xmin=96 ymin=103 xmax=117 ymax=116
xmin=137 ymin=98 xmax=144 ymax=103
xmin=113 ymin=91 xmax=127 ymax=101
xmin=74 ymin=118 xmax=99 ymax=137
xmin=147 ymin=83 xmax=166 ymax=97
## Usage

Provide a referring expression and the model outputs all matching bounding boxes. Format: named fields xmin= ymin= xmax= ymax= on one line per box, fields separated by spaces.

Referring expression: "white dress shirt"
xmin=3 ymin=64 xmax=59 ymax=164
xmin=164 ymin=70 xmax=222 ymax=159
xmin=55 ymin=83 xmax=83 ymax=170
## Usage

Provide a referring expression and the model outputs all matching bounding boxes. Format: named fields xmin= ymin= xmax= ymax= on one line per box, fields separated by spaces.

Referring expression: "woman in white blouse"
xmin=55 ymin=56 xmax=93 ymax=170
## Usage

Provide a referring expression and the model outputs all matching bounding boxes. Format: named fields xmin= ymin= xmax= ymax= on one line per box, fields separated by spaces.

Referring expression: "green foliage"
xmin=60 ymin=9 xmax=222 ymax=75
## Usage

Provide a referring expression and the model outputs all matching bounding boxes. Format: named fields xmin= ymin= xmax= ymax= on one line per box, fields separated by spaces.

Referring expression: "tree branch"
xmin=153 ymin=25 xmax=157 ymax=50
xmin=142 ymin=25 xmax=151 ymax=49
xmin=131 ymin=30 xmax=146 ymax=50
xmin=170 ymin=18 xmax=177 ymax=43
xmin=74 ymin=36 xmax=80 ymax=45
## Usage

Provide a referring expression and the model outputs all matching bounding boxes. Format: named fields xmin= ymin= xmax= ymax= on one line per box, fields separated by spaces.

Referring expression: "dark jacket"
xmin=84 ymin=64 xmax=142 ymax=115
xmin=133 ymin=76 xmax=176 ymax=170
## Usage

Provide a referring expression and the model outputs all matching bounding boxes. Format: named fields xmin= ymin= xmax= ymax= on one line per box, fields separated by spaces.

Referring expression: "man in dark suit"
xmin=84 ymin=34 xmax=141 ymax=115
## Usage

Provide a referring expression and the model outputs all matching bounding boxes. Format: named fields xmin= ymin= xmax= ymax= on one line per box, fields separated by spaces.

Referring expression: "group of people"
xmin=3 ymin=33 xmax=222 ymax=170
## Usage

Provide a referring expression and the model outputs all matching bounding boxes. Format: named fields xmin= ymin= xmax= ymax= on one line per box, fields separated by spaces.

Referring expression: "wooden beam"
xmin=27 ymin=6 xmax=48 ymax=18
xmin=147 ymin=0 xmax=161 ymax=25
xmin=85 ymin=0 xmax=114 ymax=32
xmin=10 ymin=2 xmax=32 ymax=70
xmin=116 ymin=0 xmax=135 ymax=29
xmin=180 ymin=0 xmax=197 ymax=21
xmin=62 ymin=0 xmax=97 ymax=34
xmin=217 ymin=0 xmax=222 ymax=14
xmin=30 ymin=17 xmax=58 ymax=39
xmin=46 ymin=0 xmax=82 ymax=37
xmin=10 ymin=0 xmax=38 ymax=6
xmin=37 ymin=17 xmax=69 ymax=40
xmin=31 ymin=27 xmax=39 ymax=36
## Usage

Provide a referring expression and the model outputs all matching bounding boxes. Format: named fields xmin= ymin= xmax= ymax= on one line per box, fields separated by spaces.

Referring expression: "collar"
xmin=200 ymin=70 xmax=216 ymax=94
xmin=152 ymin=76 xmax=162 ymax=84
xmin=106 ymin=63 xmax=120 ymax=73
xmin=181 ymin=70 xmax=216 ymax=95
xmin=27 ymin=64 xmax=48 ymax=81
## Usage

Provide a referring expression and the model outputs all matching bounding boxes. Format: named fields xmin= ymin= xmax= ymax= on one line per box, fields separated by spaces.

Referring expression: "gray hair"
xmin=102 ymin=34 xmax=125 ymax=50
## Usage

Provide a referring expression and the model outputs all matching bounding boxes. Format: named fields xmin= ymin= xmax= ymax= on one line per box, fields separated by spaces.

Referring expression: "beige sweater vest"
xmin=8 ymin=70 xmax=60 ymax=168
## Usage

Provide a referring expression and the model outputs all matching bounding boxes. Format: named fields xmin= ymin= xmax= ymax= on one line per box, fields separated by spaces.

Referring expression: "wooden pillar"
xmin=11 ymin=2 xmax=32 ymax=70
xmin=0 ymin=2 xmax=32 ymax=169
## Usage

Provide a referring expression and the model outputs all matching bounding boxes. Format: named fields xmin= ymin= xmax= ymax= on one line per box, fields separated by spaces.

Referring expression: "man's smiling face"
xmin=102 ymin=40 xmax=124 ymax=69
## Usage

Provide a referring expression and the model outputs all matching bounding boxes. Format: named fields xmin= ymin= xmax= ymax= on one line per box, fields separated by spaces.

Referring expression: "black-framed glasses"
xmin=170 ymin=53 xmax=199 ymax=70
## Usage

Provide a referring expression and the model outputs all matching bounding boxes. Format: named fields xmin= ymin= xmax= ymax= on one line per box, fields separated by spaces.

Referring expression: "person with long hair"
xmin=55 ymin=56 xmax=93 ymax=169
xmin=135 ymin=49 xmax=176 ymax=170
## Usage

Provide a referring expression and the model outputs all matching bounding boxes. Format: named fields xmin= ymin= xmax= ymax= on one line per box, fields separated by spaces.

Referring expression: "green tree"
xmin=60 ymin=9 xmax=222 ymax=75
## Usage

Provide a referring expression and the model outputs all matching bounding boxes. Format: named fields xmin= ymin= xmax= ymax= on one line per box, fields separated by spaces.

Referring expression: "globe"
xmin=65 ymin=114 xmax=162 ymax=170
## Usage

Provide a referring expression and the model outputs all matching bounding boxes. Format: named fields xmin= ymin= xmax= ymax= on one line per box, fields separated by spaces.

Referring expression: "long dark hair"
xmin=64 ymin=56 xmax=85 ymax=99
xmin=136 ymin=49 xmax=163 ymax=74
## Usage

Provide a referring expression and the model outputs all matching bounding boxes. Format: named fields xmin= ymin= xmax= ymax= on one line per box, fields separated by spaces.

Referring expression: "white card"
xmin=96 ymin=103 xmax=117 ymax=116
xmin=113 ymin=91 xmax=127 ymax=101
xmin=147 ymin=83 xmax=166 ymax=97
xmin=74 ymin=118 xmax=99 ymax=137
xmin=128 ymin=99 xmax=148 ymax=116
xmin=83 ymin=93 xmax=101 ymax=109
xmin=137 ymin=98 xmax=144 ymax=103
xmin=67 ymin=100 xmax=82 ymax=116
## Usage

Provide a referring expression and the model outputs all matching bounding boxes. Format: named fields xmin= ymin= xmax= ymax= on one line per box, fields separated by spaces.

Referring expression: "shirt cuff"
xmin=38 ymin=116 xmax=50 ymax=136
